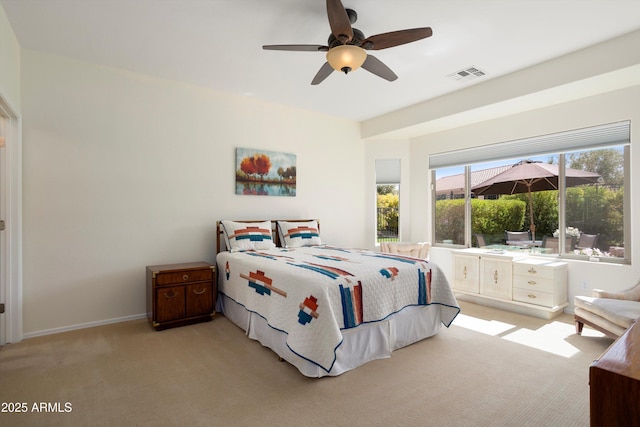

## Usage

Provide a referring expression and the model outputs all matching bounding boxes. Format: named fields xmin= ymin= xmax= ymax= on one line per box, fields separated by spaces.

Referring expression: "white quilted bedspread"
xmin=217 ymin=246 xmax=459 ymax=373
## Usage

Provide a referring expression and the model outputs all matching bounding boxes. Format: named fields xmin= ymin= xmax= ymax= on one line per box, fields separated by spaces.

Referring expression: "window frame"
xmin=376 ymin=159 xmax=401 ymax=244
xmin=430 ymin=123 xmax=630 ymax=264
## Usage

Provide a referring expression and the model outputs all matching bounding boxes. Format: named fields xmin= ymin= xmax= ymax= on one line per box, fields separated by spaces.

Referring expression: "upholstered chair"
xmin=574 ymin=281 xmax=640 ymax=338
xmin=380 ymin=242 xmax=431 ymax=259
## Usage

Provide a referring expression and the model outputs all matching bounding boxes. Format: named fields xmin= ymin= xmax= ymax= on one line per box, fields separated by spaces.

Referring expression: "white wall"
xmin=0 ymin=4 xmax=20 ymax=111
xmin=21 ymin=50 xmax=365 ymax=336
xmin=413 ymin=85 xmax=640 ymax=311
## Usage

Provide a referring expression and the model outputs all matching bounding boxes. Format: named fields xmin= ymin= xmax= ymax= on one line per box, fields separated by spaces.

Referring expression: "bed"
xmin=215 ymin=219 xmax=460 ymax=377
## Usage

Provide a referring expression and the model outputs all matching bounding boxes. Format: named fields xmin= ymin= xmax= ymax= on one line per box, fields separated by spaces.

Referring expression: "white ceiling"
xmin=3 ymin=0 xmax=640 ymax=122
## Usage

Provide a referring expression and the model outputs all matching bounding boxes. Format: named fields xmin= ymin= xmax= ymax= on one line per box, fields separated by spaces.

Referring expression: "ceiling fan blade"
xmin=364 ymin=27 xmax=433 ymax=50
xmin=263 ymin=44 xmax=329 ymax=52
xmin=326 ymin=0 xmax=353 ymax=43
xmin=311 ymin=62 xmax=334 ymax=85
xmin=361 ymin=55 xmax=398 ymax=82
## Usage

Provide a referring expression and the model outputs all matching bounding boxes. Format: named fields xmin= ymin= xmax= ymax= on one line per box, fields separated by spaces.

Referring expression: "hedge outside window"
xmin=431 ymin=122 xmax=630 ymax=263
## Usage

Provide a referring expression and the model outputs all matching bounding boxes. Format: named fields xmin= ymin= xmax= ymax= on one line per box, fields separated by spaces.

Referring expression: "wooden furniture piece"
xmin=589 ymin=320 xmax=640 ymax=426
xmin=480 ymin=253 xmax=514 ymax=300
xmin=452 ymin=249 xmax=568 ymax=319
xmin=146 ymin=261 xmax=216 ymax=330
xmin=453 ymin=248 xmax=520 ymax=300
xmin=453 ymin=251 xmax=481 ymax=294
xmin=512 ymin=258 xmax=568 ymax=309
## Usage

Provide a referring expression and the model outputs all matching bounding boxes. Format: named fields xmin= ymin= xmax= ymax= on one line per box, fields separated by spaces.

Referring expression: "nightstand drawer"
xmin=156 ymin=268 xmax=212 ymax=285
xmin=513 ymin=287 xmax=554 ymax=307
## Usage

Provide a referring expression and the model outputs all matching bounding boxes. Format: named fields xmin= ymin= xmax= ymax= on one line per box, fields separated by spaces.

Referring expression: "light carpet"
xmin=0 ymin=301 xmax=612 ymax=426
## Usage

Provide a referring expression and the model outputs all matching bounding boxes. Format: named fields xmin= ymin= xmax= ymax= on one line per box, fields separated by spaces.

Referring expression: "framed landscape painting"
xmin=235 ymin=148 xmax=297 ymax=196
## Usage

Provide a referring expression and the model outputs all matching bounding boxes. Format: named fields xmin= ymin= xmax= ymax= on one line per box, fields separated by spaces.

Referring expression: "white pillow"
xmin=277 ymin=220 xmax=322 ymax=248
xmin=221 ymin=220 xmax=276 ymax=252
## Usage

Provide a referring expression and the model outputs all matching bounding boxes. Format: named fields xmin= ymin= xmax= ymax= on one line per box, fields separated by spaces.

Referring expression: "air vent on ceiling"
xmin=447 ymin=66 xmax=487 ymax=82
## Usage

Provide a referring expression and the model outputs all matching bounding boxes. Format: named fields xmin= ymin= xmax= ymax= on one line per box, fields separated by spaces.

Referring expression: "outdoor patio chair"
xmin=474 ymin=234 xmax=487 ymax=248
xmin=541 ymin=236 xmax=575 ymax=254
xmin=576 ymin=233 xmax=599 ymax=250
xmin=380 ymin=242 xmax=430 ymax=259
xmin=505 ymin=230 xmax=531 ymax=243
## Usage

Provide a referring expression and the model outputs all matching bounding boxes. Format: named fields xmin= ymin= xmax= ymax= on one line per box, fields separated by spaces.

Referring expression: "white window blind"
xmin=429 ymin=121 xmax=630 ymax=169
xmin=375 ymin=159 xmax=401 ymax=184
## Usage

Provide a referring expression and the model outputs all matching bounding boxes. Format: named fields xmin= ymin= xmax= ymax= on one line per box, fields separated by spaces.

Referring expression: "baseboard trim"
xmin=23 ymin=313 xmax=148 ymax=339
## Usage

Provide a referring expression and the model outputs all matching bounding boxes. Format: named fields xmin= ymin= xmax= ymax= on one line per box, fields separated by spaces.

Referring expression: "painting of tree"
xmin=240 ymin=153 xmax=272 ymax=179
xmin=235 ymin=148 xmax=296 ymax=196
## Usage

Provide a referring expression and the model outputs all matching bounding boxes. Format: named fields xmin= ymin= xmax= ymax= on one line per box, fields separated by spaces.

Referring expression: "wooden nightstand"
xmin=146 ymin=261 xmax=216 ymax=330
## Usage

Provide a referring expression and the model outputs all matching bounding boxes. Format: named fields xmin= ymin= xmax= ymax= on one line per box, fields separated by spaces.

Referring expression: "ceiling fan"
xmin=263 ymin=0 xmax=433 ymax=85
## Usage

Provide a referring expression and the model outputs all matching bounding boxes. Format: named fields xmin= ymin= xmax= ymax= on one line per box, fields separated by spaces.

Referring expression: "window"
xmin=376 ymin=159 xmax=400 ymax=243
xmin=434 ymin=165 xmax=466 ymax=245
xmin=430 ymin=122 xmax=630 ymax=263
xmin=565 ymin=147 xmax=626 ymax=258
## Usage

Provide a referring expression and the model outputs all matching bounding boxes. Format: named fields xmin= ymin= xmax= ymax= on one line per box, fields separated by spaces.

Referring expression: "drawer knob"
xmin=528 ymin=280 xmax=537 ymax=285
xmin=527 ymin=294 xmax=537 ymax=299
xmin=528 ymin=268 xmax=537 ymax=274
xmin=183 ymin=274 xmax=189 ymax=281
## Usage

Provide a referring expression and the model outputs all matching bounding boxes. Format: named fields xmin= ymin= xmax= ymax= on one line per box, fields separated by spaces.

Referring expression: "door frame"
xmin=0 ymin=93 xmax=22 ymax=344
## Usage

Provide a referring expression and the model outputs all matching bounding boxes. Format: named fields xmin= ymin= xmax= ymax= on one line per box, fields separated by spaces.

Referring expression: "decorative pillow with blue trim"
xmin=277 ymin=220 xmax=322 ymax=248
xmin=221 ymin=220 xmax=276 ymax=252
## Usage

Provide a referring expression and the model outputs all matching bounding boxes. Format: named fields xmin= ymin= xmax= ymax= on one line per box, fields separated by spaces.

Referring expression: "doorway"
xmin=0 ymin=94 xmax=22 ymax=345
xmin=0 ymin=107 xmax=7 ymax=345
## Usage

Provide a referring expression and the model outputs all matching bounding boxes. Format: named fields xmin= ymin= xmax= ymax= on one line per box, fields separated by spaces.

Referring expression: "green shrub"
xmin=435 ymin=199 xmax=466 ymax=244
xmin=566 ymin=186 xmax=624 ymax=249
xmin=471 ymin=199 xmax=526 ymax=244
xmin=503 ymin=191 xmax=558 ymax=238
xmin=435 ymin=199 xmax=526 ymax=244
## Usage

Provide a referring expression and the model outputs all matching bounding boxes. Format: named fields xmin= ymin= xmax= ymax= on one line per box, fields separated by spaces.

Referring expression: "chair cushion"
xmin=574 ymin=296 xmax=640 ymax=329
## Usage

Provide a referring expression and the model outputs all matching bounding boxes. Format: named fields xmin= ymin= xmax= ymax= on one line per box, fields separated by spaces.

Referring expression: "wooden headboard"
xmin=216 ymin=219 xmax=320 ymax=254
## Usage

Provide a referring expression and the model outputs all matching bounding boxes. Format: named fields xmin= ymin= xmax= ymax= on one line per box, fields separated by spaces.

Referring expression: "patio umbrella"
xmin=471 ymin=160 xmax=601 ymax=240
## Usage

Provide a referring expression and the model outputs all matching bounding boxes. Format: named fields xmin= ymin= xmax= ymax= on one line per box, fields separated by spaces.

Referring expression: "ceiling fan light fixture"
xmin=326 ymin=45 xmax=367 ymax=74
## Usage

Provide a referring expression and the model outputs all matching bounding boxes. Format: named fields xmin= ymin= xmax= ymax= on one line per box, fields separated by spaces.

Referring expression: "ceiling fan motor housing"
xmin=328 ymin=28 xmax=368 ymax=49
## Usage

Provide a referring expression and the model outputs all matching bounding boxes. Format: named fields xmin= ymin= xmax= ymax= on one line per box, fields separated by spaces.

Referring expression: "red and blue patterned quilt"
xmin=217 ymin=246 xmax=459 ymax=373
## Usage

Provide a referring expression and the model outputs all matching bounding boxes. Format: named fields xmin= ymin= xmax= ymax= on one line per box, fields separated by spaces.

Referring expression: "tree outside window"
xmin=377 ymin=184 xmax=399 ymax=243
